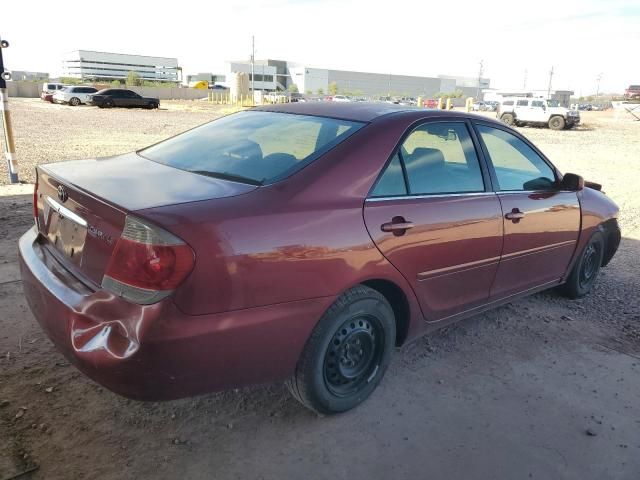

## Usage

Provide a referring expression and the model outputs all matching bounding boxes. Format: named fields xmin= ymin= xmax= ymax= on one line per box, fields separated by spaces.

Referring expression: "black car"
xmin=87 ymin=89 xmax=160 ymax=109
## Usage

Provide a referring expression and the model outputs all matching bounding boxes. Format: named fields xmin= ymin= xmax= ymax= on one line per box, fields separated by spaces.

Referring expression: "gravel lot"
xmin=0 ymin=99 xmax=639 ymax=479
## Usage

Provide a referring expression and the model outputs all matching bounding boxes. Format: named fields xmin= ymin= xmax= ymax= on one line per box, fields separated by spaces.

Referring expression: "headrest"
xmin=409 ymin=148 xmax=445 ymax=168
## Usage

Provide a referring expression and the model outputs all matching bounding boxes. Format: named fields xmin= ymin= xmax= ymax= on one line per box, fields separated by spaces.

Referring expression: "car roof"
xmin=254 ymin=102 xmax=502 ymax=124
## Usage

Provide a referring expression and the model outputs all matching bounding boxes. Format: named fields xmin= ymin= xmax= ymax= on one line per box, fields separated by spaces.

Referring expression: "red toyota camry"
xmin=20 ymin=103 xmax=620 ymax=414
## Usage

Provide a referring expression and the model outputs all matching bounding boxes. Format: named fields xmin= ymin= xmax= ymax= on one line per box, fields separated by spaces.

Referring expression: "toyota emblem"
xmin=57 ymin=185 xmax=68 ymax=203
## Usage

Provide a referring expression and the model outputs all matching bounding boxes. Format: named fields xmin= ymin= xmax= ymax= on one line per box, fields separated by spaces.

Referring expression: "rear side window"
xmin=371 ymin=153 xmax=406 ymax=197
xmin=503 ymin=100 xmax=514 ymax=106
xmin=141 ymin=111 xmax=364 ymax=185
xmin=516 ymin=100 xmax=529 ymax=106
xmin=477 ymin=125 xmax=556 ymax=191
xmin=371 ymin=122 xmax=485 ymax=196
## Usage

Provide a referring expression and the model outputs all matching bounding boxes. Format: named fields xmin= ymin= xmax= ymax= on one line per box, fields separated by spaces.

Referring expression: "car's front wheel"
xmin=549 ymin=115 xmax=566 ymax=130
xmin=103 ymin=99 xmax=115 ymax=108
xmin=287 ymin=285 xmax=395 ymax=414
xmin=69 ymin=97 xmax=81 ymax=106
xmin=558 ymin=231 xmax=605 ymax=299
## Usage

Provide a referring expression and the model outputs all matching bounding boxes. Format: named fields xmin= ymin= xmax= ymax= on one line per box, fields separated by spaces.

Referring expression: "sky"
xmin=2 ymin=0 xmax=638 ymax=95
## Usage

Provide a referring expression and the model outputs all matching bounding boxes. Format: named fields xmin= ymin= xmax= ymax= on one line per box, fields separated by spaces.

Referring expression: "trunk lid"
xmin=36 ymin=153 xmax=257 ymax=287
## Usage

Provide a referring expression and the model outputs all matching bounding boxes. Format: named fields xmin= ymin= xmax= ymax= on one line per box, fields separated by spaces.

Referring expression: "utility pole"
xmin=547 ymin=65 xmax=554 ymax=100
xmin=388 ymin=73 xmax=391 ymax=97
xmin=250 ymin=35 xmax=255 ymax=95
xmin=476 ymin=59 xmax=484 ymax=100
xmin=595 ymin=73 xmax=603 ymax=101
xmin=0 ymin=35 xmax=18 ymax=184
xmin=523 ymin=69 xmax=527 ymax=90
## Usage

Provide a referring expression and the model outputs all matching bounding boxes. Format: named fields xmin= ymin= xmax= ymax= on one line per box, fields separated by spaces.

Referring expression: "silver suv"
xmin=497 ymin=97 xmax=580 ymax=130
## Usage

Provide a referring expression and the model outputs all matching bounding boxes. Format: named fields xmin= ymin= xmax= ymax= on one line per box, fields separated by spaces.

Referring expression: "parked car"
xmin=87 ymin=89 xmax=159 ymax=109
xmin=624 ymin=85 xmax=640 ymax=99
xmin=53 ymin=86 xmax=99 ymax=106
xmin=21 ymin=104 xmax=620 ymax=414
xmin=41 ymin=82 xmax=68 ymax=102
xmin=497 ymin=97 xmax=580 ymax=130
xmin=332 ymin=95 xmax=352 ymax=102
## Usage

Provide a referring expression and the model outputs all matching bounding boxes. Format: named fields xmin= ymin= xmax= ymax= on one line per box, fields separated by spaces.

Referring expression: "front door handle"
xmin=381 ymin=216 xmax=415 ymax=236
xmin=505 ymin=208 xmax=525 ymax=222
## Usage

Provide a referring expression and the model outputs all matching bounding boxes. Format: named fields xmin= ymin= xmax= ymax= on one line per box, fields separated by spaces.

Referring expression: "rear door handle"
xmin=381 ymin=217 xmax=415 ymax=236
xmin=505 ymin=208 xmax=525 ymax=222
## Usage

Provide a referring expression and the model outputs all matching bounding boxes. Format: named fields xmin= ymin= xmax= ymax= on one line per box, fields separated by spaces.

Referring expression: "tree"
xmin=306 ymin=89 xmax=312 ymax=95
xmin=316 ymin=87 xmax=324 ymax=95
xmin=288 ymin=83 xmax=299 ymax=93
xmin=328 ymin=81 xmax=338 ymax=96
xmin=126 ymin=71 xmax=141 ymax=87
xmin=110 ymin=80 xmax=122 ymax=88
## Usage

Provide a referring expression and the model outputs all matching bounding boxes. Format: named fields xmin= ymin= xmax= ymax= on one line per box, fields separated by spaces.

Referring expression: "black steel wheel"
xmin=287 ymin=285 xmax=395 ymax=414
xmin=323 ymin=314 xmax=384 ymax=397
xmin=558 ymin=231 xmax=605 ymax=299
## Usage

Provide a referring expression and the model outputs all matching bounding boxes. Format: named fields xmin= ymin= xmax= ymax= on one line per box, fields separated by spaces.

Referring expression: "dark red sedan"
xmin=20 ymin=103 xmax=620 ymax=414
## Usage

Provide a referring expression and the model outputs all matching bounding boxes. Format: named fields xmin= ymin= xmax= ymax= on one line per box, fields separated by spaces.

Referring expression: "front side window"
xmin=531 ymin=100 xmax=545 ymax=108
xmin=141 ymin=111 xmax=364 ymax=185
xmin=371 ymin=122 xmax=485 ymax=196
xmin=476 ymin=125 xmax=556 ymax=191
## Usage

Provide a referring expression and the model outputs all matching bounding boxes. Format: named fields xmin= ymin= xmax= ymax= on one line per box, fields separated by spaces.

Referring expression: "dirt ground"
xmin=0 ymin=100 xmax=639 ymax=479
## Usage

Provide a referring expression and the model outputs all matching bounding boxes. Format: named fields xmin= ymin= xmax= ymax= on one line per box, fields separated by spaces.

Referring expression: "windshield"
xmin=140 ymin=111 xmax=364 ymax=185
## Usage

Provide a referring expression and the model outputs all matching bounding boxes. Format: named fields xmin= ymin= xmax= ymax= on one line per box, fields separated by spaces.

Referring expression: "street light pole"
xmin=596 ymin=73 xmax=603 ymax=101
xmin=476 ymin=59 xmax=484 ymax=100
xmin=0 ymin=35 xmax=18 ymax=184
xmin=250 ymin=35 xmax=255 ymax=95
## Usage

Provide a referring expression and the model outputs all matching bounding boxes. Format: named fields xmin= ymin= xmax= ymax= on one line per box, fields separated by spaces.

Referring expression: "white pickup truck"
xmin=497 ymin=97 xmax=580 ymax=130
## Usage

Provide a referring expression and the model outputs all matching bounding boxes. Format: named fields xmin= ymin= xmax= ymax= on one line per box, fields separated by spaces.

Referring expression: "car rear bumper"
xmin=19 ymin=226 xmax=332 ymax=400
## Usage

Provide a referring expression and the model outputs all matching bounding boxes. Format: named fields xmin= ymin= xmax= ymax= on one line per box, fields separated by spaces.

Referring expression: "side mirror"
xmin=560 ymin=173 xmax=584 ymax=191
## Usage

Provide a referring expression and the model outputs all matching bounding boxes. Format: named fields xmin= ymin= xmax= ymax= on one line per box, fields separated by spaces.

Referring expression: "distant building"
xmin=483 ymin=89 xmax=574 ymax=107
xmin=9 ymin=70 xmax=49 ymax=81
xmin=219 ymin=59 xmax=490 ymax=98
xmin=62 ymin=50 xmax=180 ymax=83
xmin=185 ymin=72 xmax=226 ymax=85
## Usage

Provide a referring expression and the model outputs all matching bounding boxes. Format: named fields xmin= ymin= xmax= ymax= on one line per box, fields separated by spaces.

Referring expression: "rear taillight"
xmin=33 ymin=177 xmax=39 ymax=224
xmin=102 ymin=216 xmax=195 ymax=305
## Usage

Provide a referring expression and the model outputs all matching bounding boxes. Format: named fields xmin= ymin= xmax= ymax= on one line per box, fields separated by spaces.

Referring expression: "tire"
xmin=501 ymin=113 xmax=515 ymax=126
xmin=558 ymin=231 xmax=605 ymax=299
xmin=147 ymin=102 xmax=158 ymax=109
xmin=548 ymin=115 xmax=565 ymax=130
xmin=286 ymin=285 xmax=396 ymax=414
xmin=69 ymin=97 xmax=81 ymax=106
xmin=104 ymin=99 xmax=115 ymax=108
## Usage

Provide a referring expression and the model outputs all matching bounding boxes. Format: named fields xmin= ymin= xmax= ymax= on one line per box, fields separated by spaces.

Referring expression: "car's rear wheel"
xmin=286 ymin=285 xmax=395 ymax=414
xmin=104 ymin=99 xmax=115 ymax=108
xmin=501 ymin=113 xmax=515 ymax=126
xmin=69 ymin=97 xmax=80 ymax=106
xmin=549 ymin=115 xmax=565 ymax=130
xmin=558 ymin=231 xmax=605 ymax=299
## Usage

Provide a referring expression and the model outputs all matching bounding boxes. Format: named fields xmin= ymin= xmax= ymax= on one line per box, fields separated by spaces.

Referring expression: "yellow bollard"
xmin=417 ymin=96 xmax=422 ymax=108
xmin=465 ymin=97 xmax=473 ymax=112
xmin=437 ymin=97 xmax=443 ymax=110
xmin=446 ymin=98 xmax=452 ymax=110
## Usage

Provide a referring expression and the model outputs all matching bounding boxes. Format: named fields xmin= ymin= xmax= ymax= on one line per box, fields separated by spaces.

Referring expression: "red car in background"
xmin=624 ymin=85 xmax=640 ymax=99
xmin=19 ymin=103 xmax=620 ymax=414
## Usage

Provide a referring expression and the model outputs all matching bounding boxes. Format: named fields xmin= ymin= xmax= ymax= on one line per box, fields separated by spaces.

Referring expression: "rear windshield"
xmin=140 ymin=111 xmax=364 ymax=185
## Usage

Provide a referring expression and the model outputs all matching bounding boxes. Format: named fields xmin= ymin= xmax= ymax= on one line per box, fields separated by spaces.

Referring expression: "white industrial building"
xmin=212 ymin=59 xmax=489 ymax=98
xmin=62 ymin=50 xmax=180 ymax=83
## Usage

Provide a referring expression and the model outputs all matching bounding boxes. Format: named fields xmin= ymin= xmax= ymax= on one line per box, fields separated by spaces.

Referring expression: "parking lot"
xmin=1 ymin=99 xmax=639 ymax=479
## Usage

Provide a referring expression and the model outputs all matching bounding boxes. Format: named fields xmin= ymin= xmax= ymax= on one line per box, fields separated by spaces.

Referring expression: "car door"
xmin=529 ymin=100 xmax=548 ymax=122
xmin=363 ymin=120 xmax=503 ymax=321
xmin=513 ymin=99 xmax=530 ymax=121
xmin=474 ymin=122 xmax=580 ymax=299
